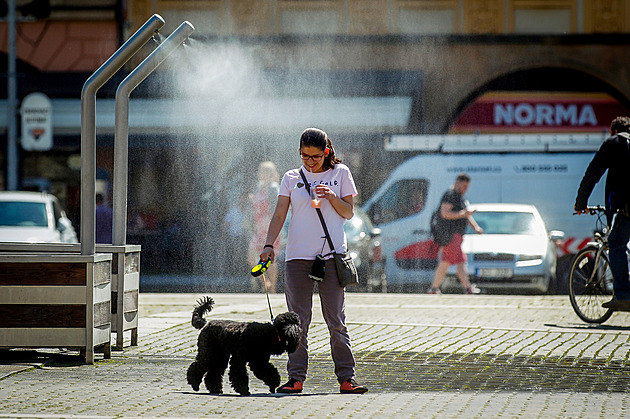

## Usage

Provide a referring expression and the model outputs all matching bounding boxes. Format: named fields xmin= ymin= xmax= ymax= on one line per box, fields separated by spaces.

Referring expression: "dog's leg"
xmin=189 ymin=338 xmax=227 ymax=394
xmin=186 ymin=361 xmax=205 ymax=392
xmin=249 ymin=359 xmax=281 ymax=394
xmin=228 ymin=356 xmax=250 ymax=396
xmin=204 ymin=350 xmax=229 ymax=394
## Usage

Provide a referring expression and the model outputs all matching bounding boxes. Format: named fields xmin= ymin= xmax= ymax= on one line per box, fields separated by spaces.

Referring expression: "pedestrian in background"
xmin=575 ymin=116 xmax=630 ymax=311
xmin=428 ymin=173 xmax=483 ymax=294
xmin=223 ymin=191 xmax=250 ymax=278
xmin=258 ymin=127 xmax=368 ymax=394
xmin=248 ymin=161 xmax=281 ymax=293
xmin=95 ymin=193 xmax=112 ymax=244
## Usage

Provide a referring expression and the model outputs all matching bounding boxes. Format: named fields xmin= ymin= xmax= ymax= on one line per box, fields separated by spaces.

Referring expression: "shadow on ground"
xmin=0 ymin=348 xmax=87 ymax=366
xmin=308 ymin=351 xmax=630 ymax=393
xmin=3 ymin=348 xmax=629 ymax=394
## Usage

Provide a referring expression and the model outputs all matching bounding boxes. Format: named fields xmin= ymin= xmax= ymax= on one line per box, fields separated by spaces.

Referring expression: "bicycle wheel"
xmin=568 ymin=245 xmax=614 ymax=323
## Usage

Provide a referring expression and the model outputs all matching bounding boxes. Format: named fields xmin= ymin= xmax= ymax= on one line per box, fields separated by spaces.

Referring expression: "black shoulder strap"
xmin=299 ymin=169 xmax=336 ymax=253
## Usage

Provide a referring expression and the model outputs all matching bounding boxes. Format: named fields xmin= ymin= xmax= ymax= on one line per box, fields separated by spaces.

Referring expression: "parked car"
xmin=344 ymin=206 xmax=386 ymax=292
xmin=444 ymin=203 xmax=562 ymax=294
xmin=0 ymin=191 xmax=78 ymax=243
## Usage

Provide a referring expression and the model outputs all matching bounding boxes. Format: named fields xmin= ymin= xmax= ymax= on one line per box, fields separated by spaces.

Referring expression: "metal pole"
xmin=112 ymin=21 xmax=195 ymax=246
xmin=80 ymin=14 xmax=164 ymax=255
xmin=6 ymin=0 xmax=17 ymax=190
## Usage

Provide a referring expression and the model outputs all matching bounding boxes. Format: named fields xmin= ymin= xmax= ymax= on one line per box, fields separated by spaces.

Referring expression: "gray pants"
xmin=284 ymin=259 xmax=356 ymax=384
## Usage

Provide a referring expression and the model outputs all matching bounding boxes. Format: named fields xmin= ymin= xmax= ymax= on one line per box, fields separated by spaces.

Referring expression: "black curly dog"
xmin=186 ymin=296 xmax=301 ymax=395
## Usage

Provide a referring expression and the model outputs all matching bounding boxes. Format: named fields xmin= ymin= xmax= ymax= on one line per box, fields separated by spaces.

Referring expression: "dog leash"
xmin=261 ymin=272 xmax=274 ymax=322
xmin=251 ymin=258 xmax=274 ymax=322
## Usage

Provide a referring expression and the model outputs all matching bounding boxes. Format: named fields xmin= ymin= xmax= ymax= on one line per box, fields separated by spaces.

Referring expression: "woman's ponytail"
xmin=323 ymin=136 xmax=342 ymax=170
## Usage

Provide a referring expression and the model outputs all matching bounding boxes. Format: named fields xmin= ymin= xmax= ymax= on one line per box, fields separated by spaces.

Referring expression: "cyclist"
xmin=575 ymin=116 xmax=630 ymax=311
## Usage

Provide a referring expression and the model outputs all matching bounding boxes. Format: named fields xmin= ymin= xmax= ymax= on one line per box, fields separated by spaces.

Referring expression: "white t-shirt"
xmin=279 ymin=164 xmax=358 ymax=261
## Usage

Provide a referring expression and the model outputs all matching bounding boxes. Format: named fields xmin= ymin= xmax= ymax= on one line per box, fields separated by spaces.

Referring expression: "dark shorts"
xmin=441 ymin=233 xmax=466 ymax=265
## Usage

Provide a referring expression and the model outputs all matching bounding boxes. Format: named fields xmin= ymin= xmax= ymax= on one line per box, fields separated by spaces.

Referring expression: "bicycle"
xmin=568 ymin=205 xmax=615 ymax=323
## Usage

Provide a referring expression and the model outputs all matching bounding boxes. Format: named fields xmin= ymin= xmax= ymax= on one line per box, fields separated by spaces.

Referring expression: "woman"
xmin=259 ymin=128 xmax=368 ymax=394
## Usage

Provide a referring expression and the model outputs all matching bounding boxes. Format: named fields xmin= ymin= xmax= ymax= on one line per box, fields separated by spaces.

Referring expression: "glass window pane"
xmin=280 ymin=9 xmax=339 ymax=34
xmin=466 ymin=211 xmax=537 ymax=235
xmin=513 ymin=9 xmax=571 ymax=34
xmin=368 ymin=179 xmax=429 ymax=225
xmin=161 ymin=8 xmax=222 ymax=35
xmin=398 ymin=9 xmax=455 ymax=34
xmin=0 ymin=202 xmax=48 ymax=227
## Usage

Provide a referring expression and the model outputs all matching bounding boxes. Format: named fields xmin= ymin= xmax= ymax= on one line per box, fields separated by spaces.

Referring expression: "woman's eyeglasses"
xmin=300 ymin=152 xmax=324 ymax=162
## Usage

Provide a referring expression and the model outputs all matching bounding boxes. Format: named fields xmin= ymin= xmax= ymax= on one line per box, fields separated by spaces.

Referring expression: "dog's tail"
xmin=191 ymin=296 xmax=215 ymax=329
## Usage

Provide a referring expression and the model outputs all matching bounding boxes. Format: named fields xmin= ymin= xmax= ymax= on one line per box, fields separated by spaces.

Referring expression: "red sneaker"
xmin=277 ymin=378 xmax=302 ymax=394
xmin=340 ymin=379 xmax=368 ymax=394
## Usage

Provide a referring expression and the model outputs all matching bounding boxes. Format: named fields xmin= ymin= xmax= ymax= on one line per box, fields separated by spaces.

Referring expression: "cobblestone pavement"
xmin=1 ymin=292 xmax=630 ymax=418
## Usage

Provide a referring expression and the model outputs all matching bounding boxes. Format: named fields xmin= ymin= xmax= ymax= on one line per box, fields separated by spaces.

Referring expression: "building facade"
xmin=2 ymin=0 xmax=630 ymax=274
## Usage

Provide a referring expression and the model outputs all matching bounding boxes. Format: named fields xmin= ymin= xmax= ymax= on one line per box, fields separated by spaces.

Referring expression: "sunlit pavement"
xmin=1 ymin=292 xmax=630 ymax=418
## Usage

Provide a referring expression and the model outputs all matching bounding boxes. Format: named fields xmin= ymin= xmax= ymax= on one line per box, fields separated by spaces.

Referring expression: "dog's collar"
xmin=275 ymin=328 xmax=282 ymax=342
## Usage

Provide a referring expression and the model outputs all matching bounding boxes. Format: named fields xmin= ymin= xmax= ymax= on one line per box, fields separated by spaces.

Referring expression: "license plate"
xmin=476 ymin=268 xmax=513 ymax=278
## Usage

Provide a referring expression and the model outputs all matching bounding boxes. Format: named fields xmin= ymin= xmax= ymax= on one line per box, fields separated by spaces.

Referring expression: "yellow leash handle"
xmin=251 ymin=258 xmax=272 ymax=277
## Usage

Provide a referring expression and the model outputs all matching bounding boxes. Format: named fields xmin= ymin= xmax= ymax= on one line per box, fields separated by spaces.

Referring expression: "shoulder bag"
xmin=430 ymin=207 xmax=454 ymax=246
xmin=299 ymin=169 xmax=359 ymax=287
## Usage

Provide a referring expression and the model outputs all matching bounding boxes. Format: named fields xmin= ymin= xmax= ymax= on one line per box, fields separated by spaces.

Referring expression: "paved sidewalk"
xmin=1 ymin=292 xmax=630 ymax=418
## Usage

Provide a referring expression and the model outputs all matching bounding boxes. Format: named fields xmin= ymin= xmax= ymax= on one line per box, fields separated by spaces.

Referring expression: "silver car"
xmin=0 ymin=191 xmax=78 ymax=243
xmin=445 ymin=203 xmax=561 ymax=294
xmin=344 ymin=206 xmax=385 ymax=292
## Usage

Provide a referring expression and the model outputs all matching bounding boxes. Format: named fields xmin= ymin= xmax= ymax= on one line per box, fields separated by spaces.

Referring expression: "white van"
xmin=362 ymin=147 xmax=605 ymax=292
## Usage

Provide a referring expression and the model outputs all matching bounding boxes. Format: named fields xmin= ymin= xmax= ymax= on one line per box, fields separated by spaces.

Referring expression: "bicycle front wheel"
xmin=568 ymin=245 xmax=614 ymax=323
xmin=569 ymin=245 xmax=614 ymax=323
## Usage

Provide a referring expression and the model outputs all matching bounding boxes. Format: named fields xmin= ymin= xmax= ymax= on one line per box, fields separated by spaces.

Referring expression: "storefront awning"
xmin=0 ymin=96 xmax=413 ymax=136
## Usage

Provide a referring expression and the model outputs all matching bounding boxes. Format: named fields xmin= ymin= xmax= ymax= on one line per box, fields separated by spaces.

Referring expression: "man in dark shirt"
xmin=428 ymin=173 xmax=483 ymax=294
xmin=575 ymin=116 xmax=630 ymax=310
xmin=95 ymin=193 xmax=113 ymax=244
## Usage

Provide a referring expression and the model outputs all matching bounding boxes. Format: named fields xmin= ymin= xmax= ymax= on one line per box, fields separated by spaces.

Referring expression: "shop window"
xmin=279 ymin=9 xmax=339 ymax=34
xmin=397 ymin=8 xmax=455 ymax=34
xmin=513 ymin=9 xmax=572 ymax=34
xmin=160 ymin=8 xmax=222 ymax=34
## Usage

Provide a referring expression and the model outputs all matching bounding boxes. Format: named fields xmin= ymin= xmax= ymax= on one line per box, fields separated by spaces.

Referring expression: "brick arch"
xmin=0 ymin=21 xmax=118 ymax=72
xmin=441 ymin=67 xmax=630 ymax=134
xmin=416 ymin=41 xmax=630 ymax=135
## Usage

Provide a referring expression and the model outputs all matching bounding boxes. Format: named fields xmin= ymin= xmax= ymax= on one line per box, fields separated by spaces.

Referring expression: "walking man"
xmin=428 ymin=173 xmax=483 ymax=294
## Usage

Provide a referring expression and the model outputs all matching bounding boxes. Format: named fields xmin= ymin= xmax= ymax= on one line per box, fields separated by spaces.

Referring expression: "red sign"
xmin=450 ymin=92 xmax=630 ymax=133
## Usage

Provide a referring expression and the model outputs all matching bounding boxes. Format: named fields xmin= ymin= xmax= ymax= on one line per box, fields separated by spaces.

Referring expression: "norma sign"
xmin=450 ymin=92 xmax=630 ymax=134
xmin=21 ymin=92 xmax=53 ymax=151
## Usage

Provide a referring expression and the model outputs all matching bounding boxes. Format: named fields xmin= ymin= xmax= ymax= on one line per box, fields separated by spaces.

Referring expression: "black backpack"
xmin=430 ymin=209 xmax=453 ymax=246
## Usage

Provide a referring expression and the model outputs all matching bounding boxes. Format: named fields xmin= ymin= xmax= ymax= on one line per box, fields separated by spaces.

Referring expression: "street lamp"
xmin=3 ymin=0 xmax=51 ymax=190
xmin=6 ymin=0 xmax=17 ymax=190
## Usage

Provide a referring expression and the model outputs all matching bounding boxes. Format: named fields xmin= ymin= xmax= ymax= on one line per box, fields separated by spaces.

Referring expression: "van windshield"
xmin=466 ymin=211 xmax=538 ymax=235
xmin=367 ymin=179 xmax=429 ymax=225
xmin=0 ymin=202 xmax=48 ymax=227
